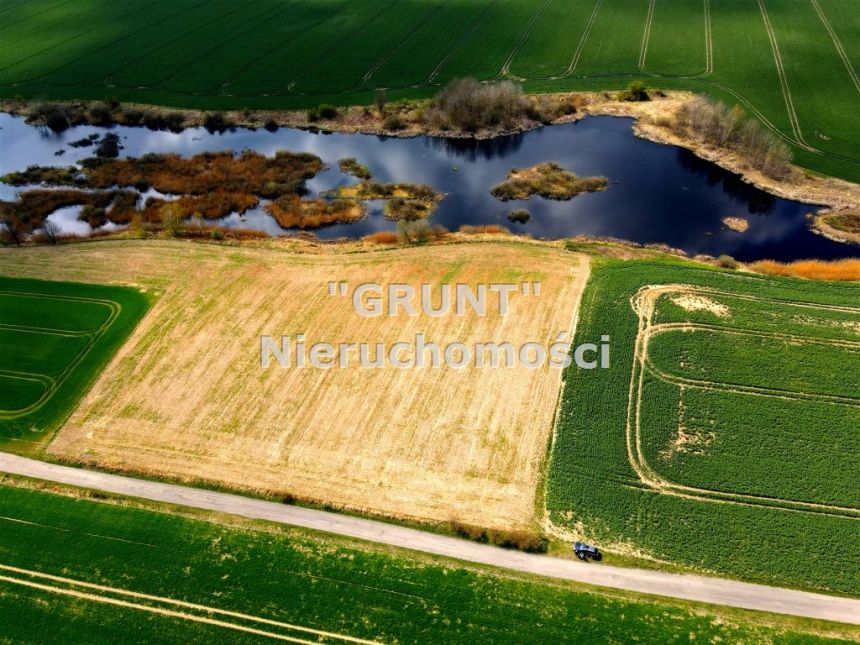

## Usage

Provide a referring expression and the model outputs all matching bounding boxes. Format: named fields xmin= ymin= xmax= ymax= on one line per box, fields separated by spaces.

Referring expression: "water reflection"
xmin=0 ymin=113 xmax=856 ymax=261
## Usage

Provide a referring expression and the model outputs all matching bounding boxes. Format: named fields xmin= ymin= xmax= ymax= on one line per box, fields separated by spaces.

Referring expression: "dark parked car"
xmin=573 ymin=542 xmax=601 ymax=561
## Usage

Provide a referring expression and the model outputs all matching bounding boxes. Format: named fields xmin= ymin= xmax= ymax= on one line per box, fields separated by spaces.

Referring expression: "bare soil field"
xmin=0 ymin=240 xmax=587 ymax=529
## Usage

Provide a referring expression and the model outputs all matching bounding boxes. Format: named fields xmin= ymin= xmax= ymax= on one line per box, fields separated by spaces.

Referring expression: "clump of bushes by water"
xmin=307 ymin=104 xmax=339 ymax=122
xmin=338 ymin=158 xmax=372 ymax=180
xmin=507 ymin=208 xmax=531 ymax=224
xmin=668 ymin=97 xmax=792 ymax=178
xmin=265 ymin=196 xmax=364 ymax=229
xmin=0 ymin=188 xmax=139 ymax=235
xmin=491 ymin=162 xmax=608 ymax=201
xmin=384 ymin=198 xmax=436 ymax=221
xmin=428 ymin=78 xmax=529 ymax=132
xmin=383 ymin=113 xmax=406 ymax=131
xmin=12 ymin=150 xmax=323 ymax=197
xmin=396 ymin=219 xmax=448 ymax=244
xmin=620 ymin=80 xmax=649 ymax=102
xmin=203 ymin=112 xmax=236 ymax=133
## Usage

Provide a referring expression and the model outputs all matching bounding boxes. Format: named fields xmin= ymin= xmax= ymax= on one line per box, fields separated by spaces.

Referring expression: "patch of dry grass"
xmin=751 ymin=259 xmax=860 ymax=281
xmin=0 ymin=241 xmax=588 ymax=530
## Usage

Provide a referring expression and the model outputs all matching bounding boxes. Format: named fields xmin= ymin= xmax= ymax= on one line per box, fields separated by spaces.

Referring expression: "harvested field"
xmin=0 ymin=241 xmax=587 ymax=529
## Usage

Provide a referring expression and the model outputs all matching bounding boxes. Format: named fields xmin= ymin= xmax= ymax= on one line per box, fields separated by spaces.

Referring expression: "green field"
xmin=547 ymin=258 xmax=860 ymax=595
xmin=0 ymin=481 xmax=851 ymax=644
xmin=0 ymin=0 xmax=858 ymax=180
xmin=0 ymin=276 xmax=150 ymax=452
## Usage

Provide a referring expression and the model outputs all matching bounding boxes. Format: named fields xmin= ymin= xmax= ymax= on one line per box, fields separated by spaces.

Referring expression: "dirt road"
xmin=1 ymin=452 xmax=857 ymax=625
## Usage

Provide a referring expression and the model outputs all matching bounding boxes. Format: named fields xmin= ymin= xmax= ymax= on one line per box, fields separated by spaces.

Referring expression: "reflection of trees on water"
xmin=423 ymin=132 xmax=525 ymax=161
xmin=676 ymin=148 xmax=776 ymax=215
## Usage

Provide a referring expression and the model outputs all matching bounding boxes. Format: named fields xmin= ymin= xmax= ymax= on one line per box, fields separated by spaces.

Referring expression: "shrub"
xmin=318 ymin=104 xmax=338 ymax=119
xmin=122 ymin=109 xmax=144 ymax=125
xmin=31 ymin=103 xmax=70 ymax=132
xmin=366 ymin=230 xmax=399 ymax=244
xmin=507 ymin=208 xmax=531 ymax=224
xmin=429 ymin=78 xmax=528 ymax=132
xmin=716 ymin=254 xmax=739 ymax=269
xmin=88 ymin=102 xmax=114 ymax=125
xmin=263 ymin=119 xmax=278 ymax=132
xmin=203 ymin=112 xmax=235 ymax=133
xmin=210 ymin=228 xmax=225 ymax=240
xmin=383 ymin=113 xmax=406 ymax=131
xmin=306 ymin=107 xmax=320 ymax=122
xmin=396 ymin=219 xmax=431 ymax=244
xmin=338 ymin=158 xmax=372 ymax=180
xmin=621 ymin=80 xmax=649 ymax=102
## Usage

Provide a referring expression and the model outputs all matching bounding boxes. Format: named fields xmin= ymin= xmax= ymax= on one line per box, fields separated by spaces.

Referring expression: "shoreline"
xmin=3 ymin=90 xmax=859 ymax=250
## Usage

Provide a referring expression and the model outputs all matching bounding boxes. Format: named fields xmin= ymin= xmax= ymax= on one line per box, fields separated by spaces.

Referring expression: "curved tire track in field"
xmin=0 ymin=291 xmax=120 ymax=422
xmin=638 ymin=0 xmax=656 ymax=71
xmin=626 ymin=285 xmax=860 ymax=520
xmin=1 ymin=454 xmax=859 ymax=623
xmin=809 ymin=0 xmax=860 ymax=95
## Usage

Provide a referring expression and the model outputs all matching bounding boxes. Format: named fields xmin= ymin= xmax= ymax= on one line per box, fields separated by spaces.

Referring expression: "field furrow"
xmin=506 ymin=0 xmax=595 ymax=79
xmin=572 ymin=0 xmax=650 ymax=76
xmin=643 ymin=0 xmax=708 ymax=76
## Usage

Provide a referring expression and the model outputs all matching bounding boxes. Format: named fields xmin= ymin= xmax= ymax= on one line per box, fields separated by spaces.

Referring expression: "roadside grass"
xmin=0 ymin=276 xmax=151 ymax=454
xmin=0 ymin=479 xmax=854 ymax=643
xmin=547 ymin=258 xmax=860 ymax=595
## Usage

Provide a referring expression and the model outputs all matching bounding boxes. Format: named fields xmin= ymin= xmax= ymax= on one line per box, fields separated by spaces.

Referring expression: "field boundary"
xmin=625 ymin=284 xmax=860 ymax=518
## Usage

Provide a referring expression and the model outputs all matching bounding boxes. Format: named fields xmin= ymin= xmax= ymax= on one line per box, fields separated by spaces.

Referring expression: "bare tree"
xmin=42 ymin=219 xmax=60 ymax=244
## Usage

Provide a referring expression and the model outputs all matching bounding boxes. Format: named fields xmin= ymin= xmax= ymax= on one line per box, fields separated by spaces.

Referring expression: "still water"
xmin=1 ymin=113 xmax=855 ymax=261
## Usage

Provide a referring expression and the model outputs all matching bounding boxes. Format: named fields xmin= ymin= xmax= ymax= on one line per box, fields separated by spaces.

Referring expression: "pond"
xmin=1 ymin=113 xmax=856 ymax=261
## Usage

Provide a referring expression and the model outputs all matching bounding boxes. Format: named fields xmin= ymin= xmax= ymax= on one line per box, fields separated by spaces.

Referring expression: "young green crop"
xmin=0 ymin=483 xmax=849 ymax=643
xmin=547 ymin=259 xmax=860 ymax=595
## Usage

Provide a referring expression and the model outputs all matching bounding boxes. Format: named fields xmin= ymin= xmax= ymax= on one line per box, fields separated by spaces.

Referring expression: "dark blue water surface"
xmin=1 ymin=113 xmax=856 ymax=261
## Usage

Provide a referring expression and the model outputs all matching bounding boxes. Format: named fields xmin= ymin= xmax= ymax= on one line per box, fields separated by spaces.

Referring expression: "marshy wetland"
xmin=1 ymin=113 xmax=857 ymax=261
